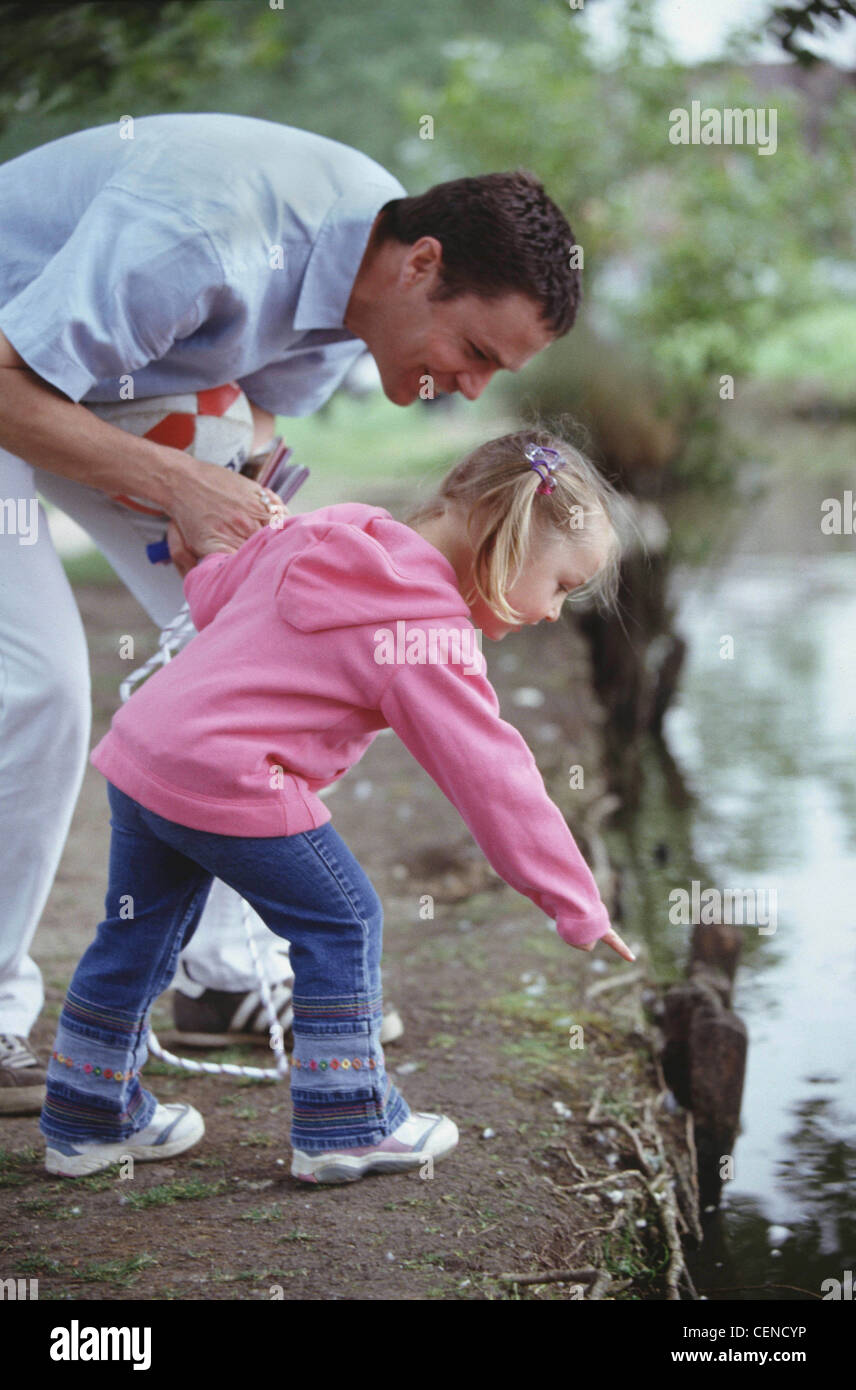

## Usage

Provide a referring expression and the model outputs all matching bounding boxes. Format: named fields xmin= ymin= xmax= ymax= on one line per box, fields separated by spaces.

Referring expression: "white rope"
xmin=119 ymin=601 xmax=195 ymax=700
xmin=123 ymin=602 xmax=288 ymax=1082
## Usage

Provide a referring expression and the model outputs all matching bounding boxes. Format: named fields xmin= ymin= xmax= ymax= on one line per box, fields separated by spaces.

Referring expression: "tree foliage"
xmin=767 ymin=0 xmax=856 ymax=64
xmin=0 ymin=0 xmax=852 ymax=485
xmin=395 ymin=0 xmax=855 ymax=476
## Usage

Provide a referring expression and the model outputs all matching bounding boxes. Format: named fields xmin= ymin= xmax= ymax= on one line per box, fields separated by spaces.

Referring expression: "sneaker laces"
xmin=229 ymin=978 xmax=294 ymax=1033
xmin=0 ymin=1033 xmax=38 ymax=1067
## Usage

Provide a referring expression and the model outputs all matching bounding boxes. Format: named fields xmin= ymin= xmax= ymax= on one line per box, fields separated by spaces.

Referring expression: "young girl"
xmin=40 ymin=428 xmax=634 ymax=1184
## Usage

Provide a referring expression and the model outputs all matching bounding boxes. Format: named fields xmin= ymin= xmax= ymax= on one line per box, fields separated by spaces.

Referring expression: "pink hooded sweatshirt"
xmin=90 ymin=502 xmax=612 ymax=947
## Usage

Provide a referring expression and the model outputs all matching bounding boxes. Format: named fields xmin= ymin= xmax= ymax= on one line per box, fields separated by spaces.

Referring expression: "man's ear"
xmin=399 ymin=236 xmax=444 ymax=289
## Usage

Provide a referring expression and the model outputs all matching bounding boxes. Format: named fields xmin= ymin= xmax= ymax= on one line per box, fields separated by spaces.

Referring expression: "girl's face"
xmin=467 ymin=519 xmax=612 ymax=641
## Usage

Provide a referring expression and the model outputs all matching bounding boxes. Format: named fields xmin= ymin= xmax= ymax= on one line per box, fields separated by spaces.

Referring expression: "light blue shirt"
xmin=0 ymin=114 xmax=407 ymax=415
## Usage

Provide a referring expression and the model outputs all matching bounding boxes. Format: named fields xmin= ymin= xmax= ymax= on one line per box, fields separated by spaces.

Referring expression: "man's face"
xmin=353 ymin=237 xmax=555 ymax=404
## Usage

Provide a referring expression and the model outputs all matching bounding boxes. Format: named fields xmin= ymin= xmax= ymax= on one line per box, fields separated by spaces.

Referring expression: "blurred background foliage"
xmin=0 ymin=0 xmax=854 ymax=495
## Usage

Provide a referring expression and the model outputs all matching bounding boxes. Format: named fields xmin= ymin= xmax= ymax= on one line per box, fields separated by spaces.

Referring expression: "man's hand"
xmin=167 ymin=520 xmax=205 ymax=578
xmin=0 ymin=337 xmax=289 ymax=545
xmin=165 ymin=455 xmax=288 ymax=559
xmin=166 ymin=494 xmax=290 ymax=578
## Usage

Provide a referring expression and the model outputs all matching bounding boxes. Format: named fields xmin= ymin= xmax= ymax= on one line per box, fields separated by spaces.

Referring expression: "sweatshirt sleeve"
xmin=378 ymin=652 xmax=612 ymax=947
xmin=183 ymin=512 xmax=335 ymax=632
xmin=182 ymin=534 xmax=269 ymax=631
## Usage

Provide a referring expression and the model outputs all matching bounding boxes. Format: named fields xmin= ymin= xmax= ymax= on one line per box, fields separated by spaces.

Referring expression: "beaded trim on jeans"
xmin=51 ymin=1050 xmax=138 ymax=1082
xmin=291 ymin=1057 xmax=377 ymax=1071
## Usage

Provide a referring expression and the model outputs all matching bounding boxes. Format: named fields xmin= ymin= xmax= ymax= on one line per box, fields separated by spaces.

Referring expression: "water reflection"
xmin=619 ymin=483 xmax=856 ymax=1297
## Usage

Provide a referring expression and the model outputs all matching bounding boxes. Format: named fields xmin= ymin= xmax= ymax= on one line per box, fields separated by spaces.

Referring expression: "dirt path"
xmin=1 ymin=574 xmax=693 ymax=1301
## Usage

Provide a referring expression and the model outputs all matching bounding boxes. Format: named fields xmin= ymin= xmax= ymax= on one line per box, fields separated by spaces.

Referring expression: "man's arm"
xmin=0 ymin=329 xmax=281 ymax=558
xmin=0 ymin=182 xmax=285 ymax=559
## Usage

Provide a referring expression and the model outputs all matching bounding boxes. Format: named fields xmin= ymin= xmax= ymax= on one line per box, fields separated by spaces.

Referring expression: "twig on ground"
xmin=567 ymin=1207 xmax=628 ymax=1263
xmin=645 ymin=1093 xmax=704 ymax=1245
xmin=544 ymin=1143 xmax=589 ymax=1180
xmin=586 ymin=1113 xmax=655 ymax=1176
xmin=498 ymin=1266 xmax=598 ymax=1286
xmin=683 ymin=1111 xmax=703 ymax=1234
xmin=586 ymin=1086 xmax=605 ymax=1123
xmin=658 ymin=1176 xmax=693 ymax=1300
xmin=587 ymin=1268 xmax=614 ymax=1299
xmin=559 ymin=1122 xmax=696 ymax=1301
xmin=585 ymin=967 xmax=646 ymax=1000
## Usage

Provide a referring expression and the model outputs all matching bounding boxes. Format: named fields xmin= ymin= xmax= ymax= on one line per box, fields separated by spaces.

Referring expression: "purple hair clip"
xmin=525 ymin=443 xmax=565 ymax=494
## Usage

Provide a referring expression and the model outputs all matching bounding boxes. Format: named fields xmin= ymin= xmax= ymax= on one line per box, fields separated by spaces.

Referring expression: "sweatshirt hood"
xmin=276 ymin=503 xmax=472 ymax=633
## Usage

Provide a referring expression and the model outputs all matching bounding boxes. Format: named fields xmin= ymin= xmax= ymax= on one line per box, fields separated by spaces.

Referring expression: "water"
xmin=619 ymin=424 xmax=856 ymax=1300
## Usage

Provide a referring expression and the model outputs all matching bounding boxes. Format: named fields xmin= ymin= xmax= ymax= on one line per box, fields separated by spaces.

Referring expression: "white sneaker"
xmin=0 ymin=1033 xmax=46 ymax=1115
xmin=291 ymin=1110 xmax=458 ymax=1185
xmin=45 ymin=1102 xmax=205 ymax=1177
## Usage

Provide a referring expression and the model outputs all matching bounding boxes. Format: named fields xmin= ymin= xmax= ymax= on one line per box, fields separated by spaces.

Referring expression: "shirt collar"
xmin=293 ymin=181 xmax=405 ymax=333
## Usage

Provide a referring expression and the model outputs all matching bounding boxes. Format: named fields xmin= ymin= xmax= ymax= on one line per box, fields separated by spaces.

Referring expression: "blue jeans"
xmin=40 ymin=781 xmax=410 ymax=1153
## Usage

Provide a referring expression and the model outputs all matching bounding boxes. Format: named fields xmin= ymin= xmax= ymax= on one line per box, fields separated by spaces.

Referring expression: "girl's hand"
xmin=575 ymin=926 xmax=636 ymax=962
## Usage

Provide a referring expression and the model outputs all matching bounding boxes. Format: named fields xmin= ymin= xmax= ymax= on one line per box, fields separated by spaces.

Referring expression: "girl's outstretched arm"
xmin=378 ymin=643 xmax=633 ymax=959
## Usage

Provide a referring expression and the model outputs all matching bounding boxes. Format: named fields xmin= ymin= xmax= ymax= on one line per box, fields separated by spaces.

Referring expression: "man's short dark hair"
xmin=374 ymin=170 xmax=581 ymax=336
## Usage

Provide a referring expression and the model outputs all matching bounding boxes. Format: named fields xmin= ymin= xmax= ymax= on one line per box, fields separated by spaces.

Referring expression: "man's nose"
xmin=455 ymin=366 xmax=496 ymax=401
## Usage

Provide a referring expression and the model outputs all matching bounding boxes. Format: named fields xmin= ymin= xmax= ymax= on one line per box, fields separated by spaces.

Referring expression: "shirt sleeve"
xmin=378 ymin=654 xmax=612 ymax=947
xmin=0 ymin=186 xmax=226 ymax=401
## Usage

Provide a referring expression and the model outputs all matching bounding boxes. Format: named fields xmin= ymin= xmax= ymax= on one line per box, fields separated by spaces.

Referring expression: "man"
xmin=0 ymin=113 xmax=581 ymax=1113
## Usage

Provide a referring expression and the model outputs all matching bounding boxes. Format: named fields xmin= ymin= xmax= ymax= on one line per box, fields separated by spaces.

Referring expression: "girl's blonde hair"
xmin=402 ymin=425 xmax=624 ymax=626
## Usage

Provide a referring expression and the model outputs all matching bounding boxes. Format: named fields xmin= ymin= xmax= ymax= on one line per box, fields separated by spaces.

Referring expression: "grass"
xmin=401 ymin=1252 xmax=450 ymax=1270
xmin=602 ymin=1217 xmax=670 ymax=1295
xmin=239 ymin=1130 xmax=277 ymax=1148
xmin=79 ymin=1253 xmax=159 ymax=1287
xmin=11 ymin=1250 xmax=157 ymax=1288
xmin=212 ymin=1267 xmax=309 ymax=1285
xmin=71 ymin=1171 xmax=115 ymax=1192
xmin=269 ymin=389 xmax=511 ymax=508
xmin=0 ymin=1146 xmax=40 ymax=1189
xmin=239 ymin=1203 xmax=286 ymax=1223
xmin=57 ymin=545 xmax=121 ymax=587
xmin=120 ymin=1177 xmax=227 ymax=1209
xmin=18 ymin=1196 xmax=80 ymax=1220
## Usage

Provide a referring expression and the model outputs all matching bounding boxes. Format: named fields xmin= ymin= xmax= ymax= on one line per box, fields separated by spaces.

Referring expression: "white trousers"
xmin=0 ymin=443 xmax=289 ymax=1036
